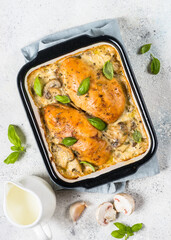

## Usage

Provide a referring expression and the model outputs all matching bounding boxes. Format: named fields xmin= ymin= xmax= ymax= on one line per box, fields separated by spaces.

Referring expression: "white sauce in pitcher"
xmin=6 ymin=184 xmax=41 ymax=225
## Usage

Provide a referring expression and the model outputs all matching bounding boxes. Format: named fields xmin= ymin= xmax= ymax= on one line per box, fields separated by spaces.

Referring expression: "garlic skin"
xmin=114 ymin=193 xmax=135 ymax=216
xmin=96 ymin=202 xmax=116 ymax=226
xmin=69 ymin=201 xmax=87 ymax=222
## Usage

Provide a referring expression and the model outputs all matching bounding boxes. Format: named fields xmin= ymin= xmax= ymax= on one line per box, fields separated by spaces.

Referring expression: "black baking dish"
xmin=17 ymin=35 xmax=157 ymax=188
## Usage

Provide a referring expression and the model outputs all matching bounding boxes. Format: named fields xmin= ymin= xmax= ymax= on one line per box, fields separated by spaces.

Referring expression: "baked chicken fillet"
xmin=43 ymin=104 xmax=111 ymax=166
xmin=59 ymin=57 xmax=126 ymax=124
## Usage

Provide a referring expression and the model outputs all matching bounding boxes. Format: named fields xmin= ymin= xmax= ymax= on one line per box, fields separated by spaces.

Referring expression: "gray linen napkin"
xmin=21 ymin=19 xmax=159 ymax=193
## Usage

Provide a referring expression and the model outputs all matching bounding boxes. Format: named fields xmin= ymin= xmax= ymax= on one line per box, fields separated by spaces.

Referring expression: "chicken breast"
xmin=59 ymin=57 xmax=126 ymax=124
xmin=43 ymin=104 xmax=111 ymax=166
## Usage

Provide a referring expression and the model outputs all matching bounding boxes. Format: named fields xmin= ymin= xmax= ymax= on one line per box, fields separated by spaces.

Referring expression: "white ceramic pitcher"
xmin=3 ymin=176 xmax=56 ymax=240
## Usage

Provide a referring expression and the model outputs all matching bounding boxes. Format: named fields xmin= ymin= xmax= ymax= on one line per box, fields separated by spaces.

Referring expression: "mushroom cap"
xmin=96 ymin=202 xmax=116 ymax=226
xmin=114 ymin=193 xmax=135 ymax=215
xmin=69 ymin=201 xmax=87 ymax=222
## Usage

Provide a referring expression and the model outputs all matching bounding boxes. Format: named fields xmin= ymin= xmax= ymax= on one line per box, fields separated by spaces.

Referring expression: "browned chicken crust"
xmin=43 ymin=104 xmax=111 ymax=166
xmin=59 ymin=57 xmax=126 ymax=124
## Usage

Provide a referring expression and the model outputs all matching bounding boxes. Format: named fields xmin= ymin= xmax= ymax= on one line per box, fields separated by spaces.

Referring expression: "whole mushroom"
xmin=114 ymin=193 xmax=135 ymax=216
xmin=96 ymin=202 xmax=116 ymax=226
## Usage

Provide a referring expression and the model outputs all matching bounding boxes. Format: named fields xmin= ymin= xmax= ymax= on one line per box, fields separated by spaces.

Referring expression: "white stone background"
xmin=0 ymin=0 xmax=171 ymax=239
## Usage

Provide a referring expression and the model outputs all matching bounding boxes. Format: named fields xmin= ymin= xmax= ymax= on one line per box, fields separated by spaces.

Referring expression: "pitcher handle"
xmin=33 ymin=223 xmax=52 ymax=240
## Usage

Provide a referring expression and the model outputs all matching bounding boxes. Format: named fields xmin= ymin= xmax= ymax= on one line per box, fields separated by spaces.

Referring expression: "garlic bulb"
xmin=114 ymin=193 xmax=135 ymax=215
xmin=96 ymin=202 xmax=116 ymax=226
xmin=69 ymin=201 xmax=87 ymax=222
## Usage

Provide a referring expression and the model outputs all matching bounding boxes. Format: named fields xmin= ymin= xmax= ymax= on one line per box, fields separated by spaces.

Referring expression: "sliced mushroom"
xmin=130 ymin=121 xmax=137 ymax=131
xmin=52 ymin=144 xmax=74 ymax=169
xmin=116 ymin=143 xmax=129 ymax=153
xmin=114 ymin=193 xmax=135 ymax=216
xmin=67 ymin=159 xmax=83 ymax=178
xmin=104 ymin=122 xmax=128 ymax=148
xmin=69 ymin=201 xmax=87 ymax=222
xmin=82 ymin=163 xmax=96 ymax=174
xmin=43 ymin=79 xmax=62 ymax=99
xmin=96 ymin=202 xmax=116 ymax=226
xmin=112 ymin=61 xmax=120 ymax=73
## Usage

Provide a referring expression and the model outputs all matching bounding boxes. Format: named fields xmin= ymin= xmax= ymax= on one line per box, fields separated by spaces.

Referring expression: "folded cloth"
xmin=22 ymin=19 xmax=123 ymax=62
xmin=21 ymin=19 xmax=159 ymax=194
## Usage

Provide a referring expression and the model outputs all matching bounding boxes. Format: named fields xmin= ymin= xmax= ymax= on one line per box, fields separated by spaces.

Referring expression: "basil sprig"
xmin=88 ymin=117 xmax=107 ymax=131
xmin=62 ymin=137 xmax=77 ymax=146
xmin=34 ymin=76 xmax=43 ymax=97
xmin=80 ymin=161 xmax=95 ymax=172
xmin=111 ymin=222 xmax=143 ymax=239
xmin=103 ymin=60 xmax=114 ymax=80
xmin=4 ymin=125 xmax=26 ymax=164
xmin=150 ymin=54 xmax=160 ymax=75
xmin=77 ymin=77 xmax=90 ymax=95
xmin=140 ymin=44 xmax=152 ymax=54
xmin=132 ymin=130 xmax=142 ymax=143
xmin=55 ymin=95 xmax=70 ymax=103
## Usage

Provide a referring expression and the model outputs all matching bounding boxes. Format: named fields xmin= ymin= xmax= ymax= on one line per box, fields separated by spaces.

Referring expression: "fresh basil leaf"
xmin=114 ymin=223 xmax=126 ymax=233
xmin=11 ymin=146 xmax=25 ymax=152
xmin=126 ymin=226 xmax=134 ymax=236
xmin=62 ymin=137 xmax=77 ymax=146
xmin=140 ymin=44 xmax=152 ymax=54
xmin=77 ymin=77 xmax=90 ymax=96
xmin=80 ymin=161 xmax=95 ymax=172
xmin=8 ymin=125 xmax=21 ymax=147
xmin=150 ymin=54 xmax=160 ymax=75
xmin=34 ymin=76 xmax=43 ymax=97
xmin=55 ymin=95 xmax=70 ymax=103
xmin=103 ymin=61 xmax=114 ymax=80
xmin=88 ymin=117 xmax=107 ymax=131
xmin=111 ymin=230 xmax=125 ymax=239
xmin=11 ymin=146 xmax=21 ymax=151
xmin=131 ymin=223 xmax=143 ymax=232
xmin=132 ymin=130 xmax=142 ymax=143
xmin=4 ymin=152 xmax=20 ymax=164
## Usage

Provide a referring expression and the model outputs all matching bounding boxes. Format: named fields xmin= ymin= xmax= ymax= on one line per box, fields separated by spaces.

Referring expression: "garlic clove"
xmin=69 ymin=201 xmax=87 ymax=222
xmin=114 ymin=193 xmax=135 ymax=216
xmin=96 ymin=202 xmax=116 ymax=226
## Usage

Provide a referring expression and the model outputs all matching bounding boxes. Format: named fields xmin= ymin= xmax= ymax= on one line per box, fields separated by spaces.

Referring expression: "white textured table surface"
xmin=0 ymin=1 xmax=171 ymax=239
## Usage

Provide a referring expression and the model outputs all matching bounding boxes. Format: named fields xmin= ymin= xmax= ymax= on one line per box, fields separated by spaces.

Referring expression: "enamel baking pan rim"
xmin=17 ymin=35 xmax=158 ymax=188
xmin=23 ymin=42 xmax=151 ymax=184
